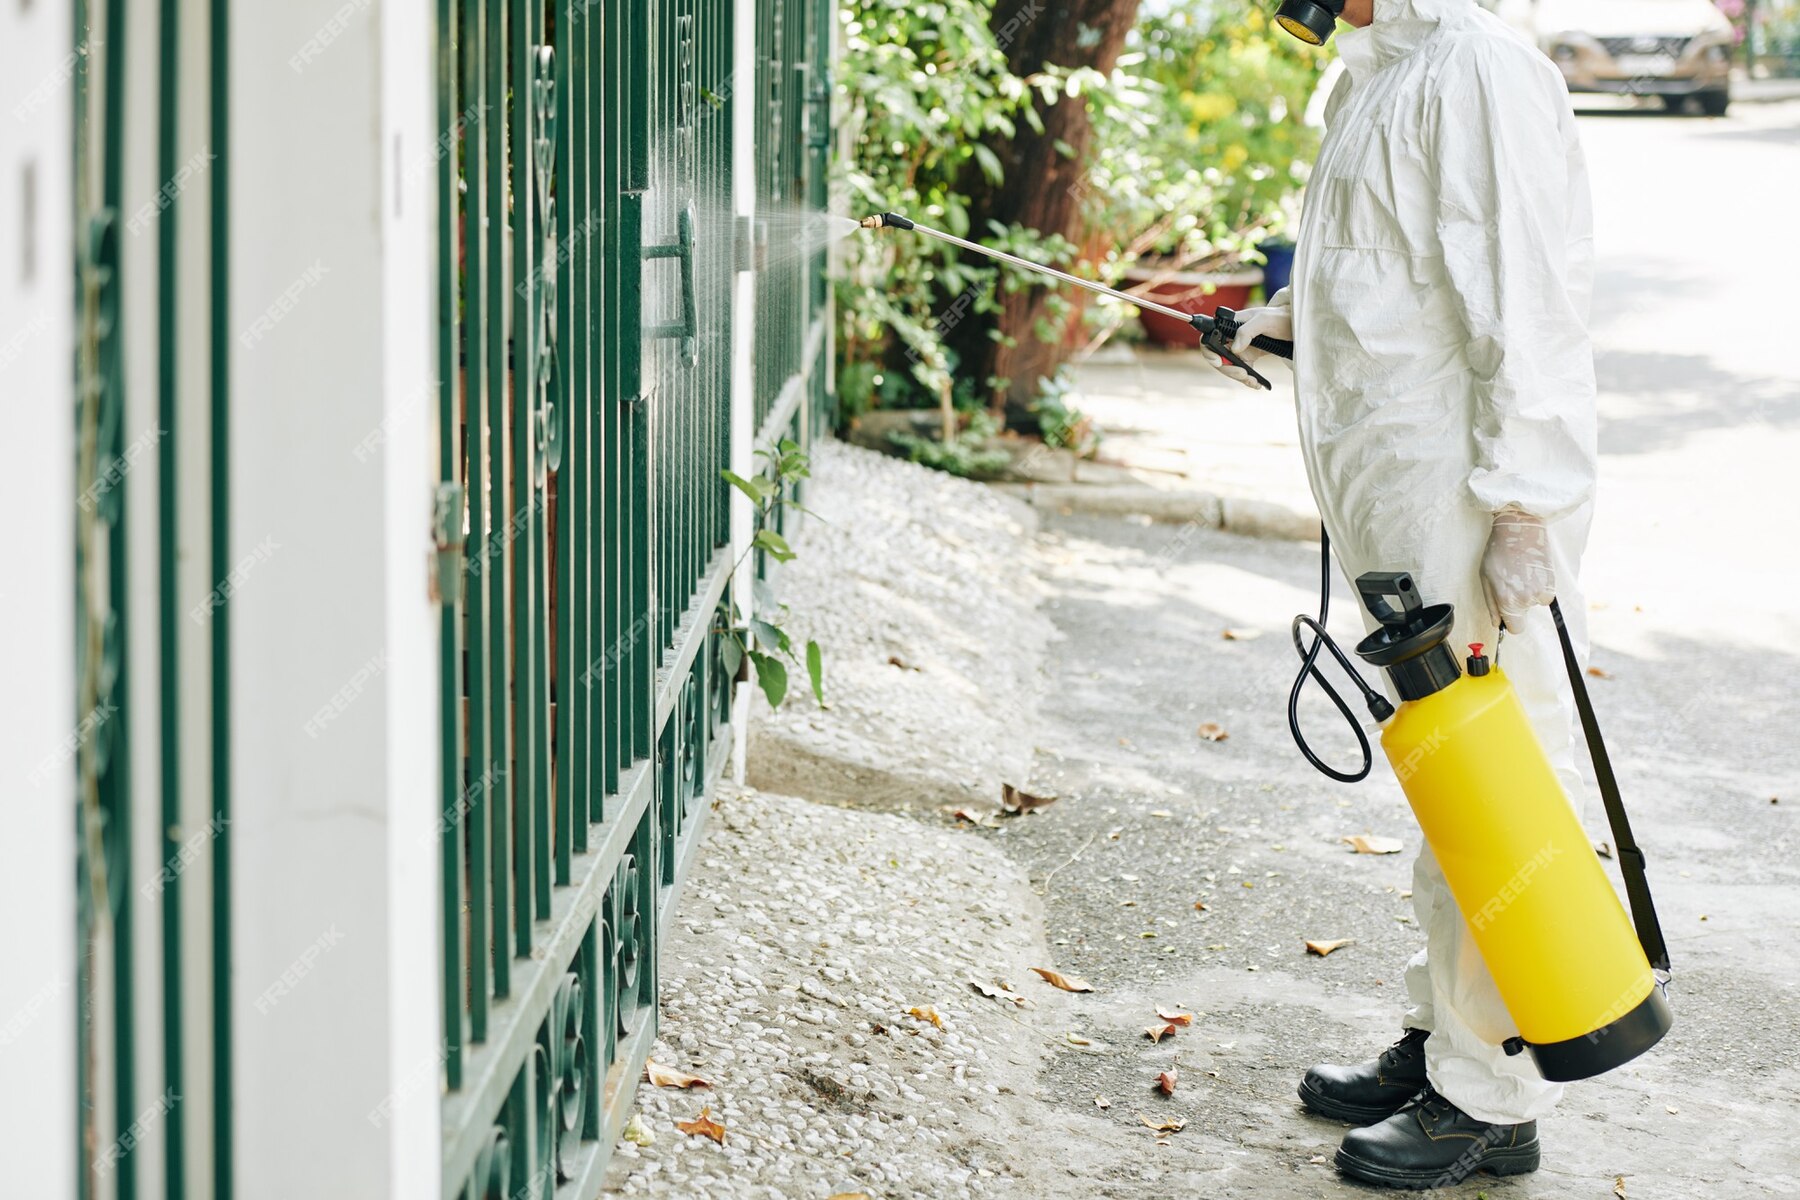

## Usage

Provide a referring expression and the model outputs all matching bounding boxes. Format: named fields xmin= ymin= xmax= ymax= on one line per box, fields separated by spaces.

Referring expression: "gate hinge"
xmin=734 ymin=214 xmax=755 ymax=274
xmin=431 ymin=481 xmax=465 ymax=605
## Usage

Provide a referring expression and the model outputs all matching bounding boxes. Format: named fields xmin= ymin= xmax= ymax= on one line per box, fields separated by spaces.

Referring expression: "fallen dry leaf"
xmin=1001 ymin=783 xmax=1058 ymax=814
xmin=967 ymin=976 xmax=1003 ymax=1000
xmin=886 ymin=655 xmax=916 ymax=671
xmin=1144 ymin=1023 xmax=1178 ymax=1044
xmin=906 ymin=1005 xmax=944 ymax=1029
xmin=1192 ymin=900 xmax=1208 ymax=911
xmin=1614 ymin=1176 xmax=1628 ymax=1199
xmin=1156 ymin=1008 xmax=1194 ymax=1026
xmin=1344 ymin=834 xmax=1404 ymax=855
xmin=1305 ymin=939 xmax=1354 ymax=957
xmin=676 ymin=1107 xmax=726 ymax=1145
xmin=1156 ymin=1068 xmax=1178 ymax=1095
xmin=1309 ymin=1154 xmax=1329 ymax=1165
xmin=1066 ymin=1032 xmax=1093 ymax=1047
xmin=829 ymin=1194 xmax=872 ymax=1200
xmin=951 ymin=807 xmax=1000 ymax=828
xmin=621 ymin=1113 xmax=655 ymax=1146
xmin=1138 ymin=1114 xmax=1186 ymax=1133
xmin=1666 ymin=1105 xmax=1680 ymax=1115
xmin=1094 ymin=1095 xmax=1111 ymax=1110
xmin=1031 ymin=966 xmax=1094 ymax=993
xmin=1220 ymin=627 xmax=1263 ymax=641
xmin=1588 ymin=665 xmax=1612 ymax=679
xmin=1196 ymin=722 xmax=1230 ymax=742
xmin=1595 ymin=840 xmax=1613 ymax=859
xmin=644 ymin=1060 xmax=712 ymax=1089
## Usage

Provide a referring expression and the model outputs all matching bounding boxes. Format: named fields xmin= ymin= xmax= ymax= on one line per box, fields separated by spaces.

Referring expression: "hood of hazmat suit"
xmin=1280 ymin=0 xmax=1599 ymax=1125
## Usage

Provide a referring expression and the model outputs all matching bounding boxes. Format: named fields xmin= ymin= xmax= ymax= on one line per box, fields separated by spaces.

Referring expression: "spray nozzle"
xmin=859 ymin=211 xmax=915 ymax=231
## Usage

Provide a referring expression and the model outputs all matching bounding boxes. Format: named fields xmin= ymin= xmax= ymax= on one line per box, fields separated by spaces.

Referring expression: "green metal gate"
xmin=431 ymin=0 xmax=833 ymax=1194
xmin=47 ymin=0 xmax=832 ymax=1191
xmin=68 ymin=0 xmax=233 ymax=1195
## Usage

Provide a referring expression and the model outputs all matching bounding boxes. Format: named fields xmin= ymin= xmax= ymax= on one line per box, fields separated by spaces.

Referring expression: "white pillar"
xmin=729 ymin=0 xmax=759 ymax=782
xmin=226 ymin=1 xmax=439 ymax=1197
xmin=0 ymin=2 xmax=78 ymax=1194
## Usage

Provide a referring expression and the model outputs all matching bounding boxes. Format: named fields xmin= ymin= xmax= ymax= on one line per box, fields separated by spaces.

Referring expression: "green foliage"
xmin=1087 ymin=1 xmax=1328 ymax=265
xmin=719 ymin=441 xmax=826 ymax=709
xmin=835 ymin=0 xmax=1041 ymax=410
xmin=887 ymin=411 xmax=1013 ymax=479
xmin=1031 ymin=369 xmax=1099 ymax=457
xmin=833 ymin=0 xmax=1326 ymax=443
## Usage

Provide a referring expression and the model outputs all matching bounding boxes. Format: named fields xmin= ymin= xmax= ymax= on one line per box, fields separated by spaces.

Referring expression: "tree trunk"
xmin=944 ymin=0 xmax=1141 ymax=429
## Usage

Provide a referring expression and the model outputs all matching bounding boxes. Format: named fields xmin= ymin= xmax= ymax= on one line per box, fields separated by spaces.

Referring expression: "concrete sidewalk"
xmin=997 ymin=345 xmax=1323 ymax=542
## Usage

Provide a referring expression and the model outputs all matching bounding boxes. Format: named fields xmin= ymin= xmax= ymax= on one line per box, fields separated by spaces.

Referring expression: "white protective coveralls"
xmin=1281 ymin=0 xmax=1599 ymax=1125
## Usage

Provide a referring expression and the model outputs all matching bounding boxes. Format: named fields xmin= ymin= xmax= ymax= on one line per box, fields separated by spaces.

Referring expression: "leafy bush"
xmin=1088 ymin=2 xmax=1328 ymax=269
xmin=886 ymin=411 xmax=1013 ymax=479
xmin=833 ymin=0 xmax=1327 ymax=427
xmin=836 ymin=0 xmax=1035 ymax=411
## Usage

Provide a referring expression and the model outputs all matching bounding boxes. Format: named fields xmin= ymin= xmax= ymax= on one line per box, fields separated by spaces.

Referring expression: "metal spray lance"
xmin=859 ymin=211 xmax=1295 ymax=389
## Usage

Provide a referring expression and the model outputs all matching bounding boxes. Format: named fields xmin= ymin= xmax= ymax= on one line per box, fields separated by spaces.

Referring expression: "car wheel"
xmin=1658 ymin=95 xmax=1690 ymax=114
xmin=1698 ymin=89 xmax=1730 ymax=116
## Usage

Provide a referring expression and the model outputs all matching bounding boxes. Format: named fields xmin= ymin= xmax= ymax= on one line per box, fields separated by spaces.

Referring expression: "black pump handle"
xmin=1356 ymin=571 xmax=1426 ymax=629
xmin=1195 ymin=305 xmax=1297 ymax=390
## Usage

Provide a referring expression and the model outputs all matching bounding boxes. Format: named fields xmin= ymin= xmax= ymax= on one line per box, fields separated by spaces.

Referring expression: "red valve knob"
xmin=1468 ymin=643 xmax=1485 ymax=658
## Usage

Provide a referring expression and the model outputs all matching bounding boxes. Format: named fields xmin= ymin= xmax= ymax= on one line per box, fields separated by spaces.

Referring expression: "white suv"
xmin=1535 ymin=0 xmax=1735 ymax=114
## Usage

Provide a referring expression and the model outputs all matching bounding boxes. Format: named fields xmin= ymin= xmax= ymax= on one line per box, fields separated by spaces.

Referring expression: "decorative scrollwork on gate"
xmin=464 ymin=1125 xmax=511 ymax=1200
xmin=531 ymin=44 xmax=562 ymax=485
xmin=75 ymin=202 xmax=128 ymax=941
xmin=612 ymin=853 xmax=644 ymax=1036
xmin=536 ymin=971 xmax=587 ymax=1182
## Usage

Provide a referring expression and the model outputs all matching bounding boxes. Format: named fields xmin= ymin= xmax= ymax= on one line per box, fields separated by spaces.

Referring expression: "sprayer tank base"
xmin=1522 ymin=983 xmax=1673 ymax=1082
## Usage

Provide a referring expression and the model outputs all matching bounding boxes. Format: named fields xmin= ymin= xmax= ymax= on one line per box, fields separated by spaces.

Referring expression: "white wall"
xmin=0 ymin=0 xmax=77 ymax=1193
xmin=227 ymin=0 xmax=440 ymax=1195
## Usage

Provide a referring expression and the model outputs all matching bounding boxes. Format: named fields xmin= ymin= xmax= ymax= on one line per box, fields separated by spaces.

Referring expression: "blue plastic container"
xmin=1258 ymin=241 xmax=1295 ymax=301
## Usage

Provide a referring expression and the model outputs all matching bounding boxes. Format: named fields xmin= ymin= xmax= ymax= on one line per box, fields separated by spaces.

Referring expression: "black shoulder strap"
xmin=1549 ymin=598 xmax=1671 ymax=975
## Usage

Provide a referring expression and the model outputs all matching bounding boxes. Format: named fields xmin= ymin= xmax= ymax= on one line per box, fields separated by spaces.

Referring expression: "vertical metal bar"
xmin=99 ymin=1 xmax=140 ymax=1186
xmin=155 ymin=0 xmax=187 ymax=1190
xmin=598 ymin=0 xmax=621 ymax=802
xmin=207 ymin=0 xmax=233 ymax=1186
xmin=583 ymin=0 xmax=603 ymax=830
xmin=485 ymin=0 xmax=514 ymax=995
xmin=73 ymin=0 xmax=91 ymax=1188
xmin=555 ymin=0 xmax=579 ymax=878
xmin=462 ymin=0 xmax=492 ymax=1037
xmin=629 ymin=0 xmax=655 ymax=767
xmin=437 ymin=0 xmax=466 ymax=1091
xmin=528 ymin=0 xmax=552 ymax=920
xmin=507 ymin=0 xmax=540 ymax=949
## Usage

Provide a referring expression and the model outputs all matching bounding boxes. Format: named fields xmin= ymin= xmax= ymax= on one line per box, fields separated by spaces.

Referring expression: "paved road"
xmin=992 ymin=102 xmax=1800 ymax=1196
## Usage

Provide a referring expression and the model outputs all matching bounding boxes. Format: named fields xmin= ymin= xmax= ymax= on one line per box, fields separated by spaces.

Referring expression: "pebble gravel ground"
xmin=746 ymin=441 xmax=1054 ymax=816
xmin=601 ymin=786 xmax=1076 ymax=1199
xmin=606 ymin=444 xmax=1094 ymax=1197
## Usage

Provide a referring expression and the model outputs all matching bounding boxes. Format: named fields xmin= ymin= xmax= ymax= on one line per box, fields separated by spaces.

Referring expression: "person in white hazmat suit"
xmin=1207 ymin=0 xmax=1599 ymax=1187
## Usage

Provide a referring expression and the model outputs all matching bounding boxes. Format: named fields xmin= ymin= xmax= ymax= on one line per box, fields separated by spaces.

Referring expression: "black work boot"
xmin=1298 ymin=1027 xmax=1429 ymax=1124
xmin=1335 ymin=1086 xmax=1541 ymax=1188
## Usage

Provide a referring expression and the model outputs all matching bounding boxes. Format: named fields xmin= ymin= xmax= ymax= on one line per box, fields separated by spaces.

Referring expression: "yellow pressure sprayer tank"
xmin=1351 ymin=571 xmax=1671 ymax=1082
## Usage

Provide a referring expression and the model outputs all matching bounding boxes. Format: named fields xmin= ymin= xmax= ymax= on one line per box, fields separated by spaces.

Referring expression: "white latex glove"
xmin=1480 ymin=509 xmax=1556 ymax=630
xmin=1211 ymin=304 xmax=1293 ymax=390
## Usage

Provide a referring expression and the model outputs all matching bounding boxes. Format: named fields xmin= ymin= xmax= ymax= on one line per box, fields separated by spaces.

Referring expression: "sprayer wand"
xmin=860 ymin=210 xmax=1294 ymax=389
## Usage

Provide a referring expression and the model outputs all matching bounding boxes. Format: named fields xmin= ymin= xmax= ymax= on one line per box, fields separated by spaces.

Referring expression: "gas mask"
xmin=1274 ymin=0 xmax=1345 ymax=44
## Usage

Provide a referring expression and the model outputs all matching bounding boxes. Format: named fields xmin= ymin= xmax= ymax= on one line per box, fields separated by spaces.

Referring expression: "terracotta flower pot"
xmin=1123 ymin=265 xmax=1264 ymax=349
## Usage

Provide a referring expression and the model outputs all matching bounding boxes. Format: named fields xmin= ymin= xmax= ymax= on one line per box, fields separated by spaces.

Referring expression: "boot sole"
xmin=1296 ymin=1078 xmax=1413 ymax=1126
xmin=1333 ymin=1140 xmax=1541 ymax=1189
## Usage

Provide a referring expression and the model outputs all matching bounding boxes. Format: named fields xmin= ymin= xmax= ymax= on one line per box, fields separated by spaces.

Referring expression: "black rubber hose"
xmin=1250 ymin=335 xmax=1294 ymax=358
xmin=1287 ymin=528 xmax=1395 ymax=784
